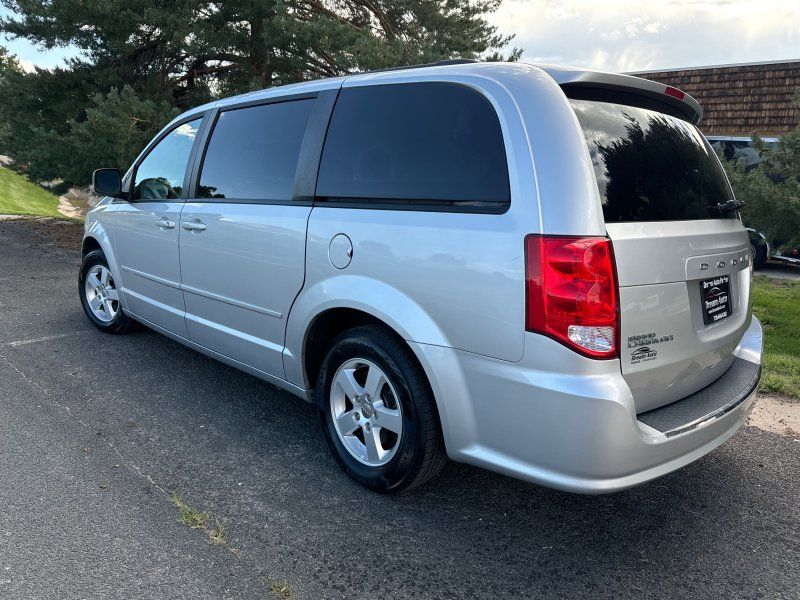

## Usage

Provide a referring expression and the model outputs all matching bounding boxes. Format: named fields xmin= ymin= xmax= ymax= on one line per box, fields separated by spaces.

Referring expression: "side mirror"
xmin=92 ymin=168 xmax=123 ymax=197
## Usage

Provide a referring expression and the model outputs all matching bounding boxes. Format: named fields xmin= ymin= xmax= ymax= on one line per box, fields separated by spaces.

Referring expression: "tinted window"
xmin=133 ymin=119 xmax=201 ymax=200
xmin=198 ymin=100 xmax=313 ymax=201
xmin=570 ymin=99 xmax=735 ymax=222
xmin=316 ymin=83 xmax=509 ymax=206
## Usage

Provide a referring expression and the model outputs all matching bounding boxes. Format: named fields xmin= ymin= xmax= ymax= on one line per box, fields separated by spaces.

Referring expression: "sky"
xmin=0 ymin=6 xmax=80 ymax=71
xmin=2 ymin=1 xmax=800 ymax=73
xmin=489 ymin=0 xmax=800 ymax=71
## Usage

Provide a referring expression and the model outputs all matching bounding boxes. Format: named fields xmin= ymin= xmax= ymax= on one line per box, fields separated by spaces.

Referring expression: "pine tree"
xmin=0 ymin=0 xmax=518 ymax=186
xmin=723 ymin=90 xmax=800 ymax=251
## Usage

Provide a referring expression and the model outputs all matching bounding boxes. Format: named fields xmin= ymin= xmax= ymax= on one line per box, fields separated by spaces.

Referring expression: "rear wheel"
xmin=79 ymin=249 xmax=134 ymax=334
xmin=317 ymin=325 xmax=446 ymax=493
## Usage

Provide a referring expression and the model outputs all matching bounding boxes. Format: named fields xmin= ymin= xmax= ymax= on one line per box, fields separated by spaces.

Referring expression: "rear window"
xmin=570 ymin=98 xmax=735 ymax=222
xmin=316 ymin=83 xmax=509 ymax=210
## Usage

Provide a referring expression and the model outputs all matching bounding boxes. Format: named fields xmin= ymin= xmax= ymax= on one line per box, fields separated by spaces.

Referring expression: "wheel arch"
xmin=283 ymin=278 xmax=454 ymax=446
xmin=82 ymin=235 xmax=102 ymax=257
xmin=298 ymin=305 xmax=451 ymax=460
xmin=284 ymin=276 xmax=452 ymax=389
xmin=302 ymin=307 xmax=388 ymax=401
xmin=82 ymin=216 xmax=124 ymax=309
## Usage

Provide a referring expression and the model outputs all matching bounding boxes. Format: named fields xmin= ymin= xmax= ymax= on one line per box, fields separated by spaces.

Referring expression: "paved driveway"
xmin=1 ymin=220 xmax=798 ymax=599
xmin=759 ymin=261 xmax=800 ymax=281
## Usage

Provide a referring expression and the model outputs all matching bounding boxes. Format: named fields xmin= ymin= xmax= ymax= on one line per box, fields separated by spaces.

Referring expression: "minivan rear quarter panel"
xmin=302 ymin=208 xmax=525 ymax=362
xmin=288 ymin=69 xmax=531 ymax=373
xmin=286 ymin=64 xmax=617 ymax=380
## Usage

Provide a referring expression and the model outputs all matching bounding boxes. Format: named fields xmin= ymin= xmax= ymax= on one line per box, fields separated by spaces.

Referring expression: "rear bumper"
xmin=637 ymin=357 xmax=760 ymax=437
xmin=411 ymin=316 xmax=763 ymax=494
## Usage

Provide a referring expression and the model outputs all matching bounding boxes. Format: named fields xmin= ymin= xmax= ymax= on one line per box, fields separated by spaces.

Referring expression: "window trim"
xmin=186 ymin=90 xmax=336 ymax=205
xmin=312 ymin=81 xmax=511 ymax=215
xmin=313 ymin=196 xmax=509 ymax=214
xmin=126 ymin=112 xmax=210 ymax=203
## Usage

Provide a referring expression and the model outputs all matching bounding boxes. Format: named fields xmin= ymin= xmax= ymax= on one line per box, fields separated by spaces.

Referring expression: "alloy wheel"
xmin=330 ymin=358 xmax=404 ymax=467
xmin=84 ymin=264 xmax=119 ymax=323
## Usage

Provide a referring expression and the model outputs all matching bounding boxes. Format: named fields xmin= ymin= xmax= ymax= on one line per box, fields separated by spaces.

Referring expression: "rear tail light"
xmin=525 ymin=235 xmax=619 ymax=359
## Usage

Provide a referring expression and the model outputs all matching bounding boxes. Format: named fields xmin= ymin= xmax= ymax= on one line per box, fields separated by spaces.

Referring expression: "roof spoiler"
xmin=542 ymin=66 xmax=703 ymax=124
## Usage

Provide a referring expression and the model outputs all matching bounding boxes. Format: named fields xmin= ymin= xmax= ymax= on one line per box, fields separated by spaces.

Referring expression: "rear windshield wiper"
xmin=716 ymin=199 xmax=745 ymax=213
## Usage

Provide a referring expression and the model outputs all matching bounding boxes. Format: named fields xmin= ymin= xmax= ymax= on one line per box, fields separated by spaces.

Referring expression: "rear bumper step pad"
xmin=638 ymin=357 xmax=761 ymax=437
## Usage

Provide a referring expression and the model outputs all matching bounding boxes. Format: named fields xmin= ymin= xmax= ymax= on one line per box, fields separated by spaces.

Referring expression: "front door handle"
xmin=156 ymin=217 xmax=176 ymax=229
xmin=182 ymin=220 xmax=207 ymax=232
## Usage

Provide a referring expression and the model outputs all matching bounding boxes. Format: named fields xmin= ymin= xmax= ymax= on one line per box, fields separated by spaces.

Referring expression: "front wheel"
xmin=317 ymin=325 xmax=446 ymax=493
xmin=79 ymin=249 xmax=134 ymax=334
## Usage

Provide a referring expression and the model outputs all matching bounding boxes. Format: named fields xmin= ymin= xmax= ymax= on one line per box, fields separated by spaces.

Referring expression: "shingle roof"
xmin=632 ymin=60 xmax=800 ymax=137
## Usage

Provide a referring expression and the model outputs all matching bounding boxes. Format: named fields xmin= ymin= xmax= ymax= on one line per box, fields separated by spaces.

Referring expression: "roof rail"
xmin=357 ymin=58 xmax=481 ymax=75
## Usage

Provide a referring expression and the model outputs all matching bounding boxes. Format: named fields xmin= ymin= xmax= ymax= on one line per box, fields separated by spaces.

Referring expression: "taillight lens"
xmin=525 ymin=235 xmax=619 ymax=359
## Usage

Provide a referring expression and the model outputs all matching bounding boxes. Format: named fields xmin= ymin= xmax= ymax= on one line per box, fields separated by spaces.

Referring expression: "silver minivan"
xmin=82 ymin=60 xmax=763 ymax=493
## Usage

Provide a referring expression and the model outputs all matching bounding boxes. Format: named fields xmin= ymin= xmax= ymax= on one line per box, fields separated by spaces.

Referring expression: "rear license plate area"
xmin=700 ymin=275 xmax=731 ymax=325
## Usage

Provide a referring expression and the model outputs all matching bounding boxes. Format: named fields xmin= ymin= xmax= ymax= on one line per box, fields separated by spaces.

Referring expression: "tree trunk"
xmin=249 ymin=10 xmax=274 ymax=88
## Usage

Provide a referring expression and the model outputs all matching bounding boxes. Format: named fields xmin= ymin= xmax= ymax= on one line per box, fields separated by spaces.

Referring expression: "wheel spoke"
xmin=334 ymin=410 xmax=359 ymax=436
xmin=335 ymin=368 xmax=362 ymax=400
xmin=362 ymin=425 xmax=383 ymax=463
xmin=373 ymin=402 xmax=402 ymax=434
xmin=86 ymin=274 xmax=100 ymax=291
xmin=100 ymin=268 xmax=110 ymax=285
xmin=89 ymin=295 xmax=102 ymax=310
xmin=102 ymin=299 xmax=114 ymax=315
xmin=363 ymin=365 xmax=386 ymax=400
xmin=106 ymin=288 xmax=119 ymax=301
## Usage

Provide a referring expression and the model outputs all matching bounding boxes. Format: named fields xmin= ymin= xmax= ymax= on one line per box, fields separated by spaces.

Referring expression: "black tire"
xmin=79 ymin=249 xmax=134 ymax=334
xmin=317 ymin=325 xmax=447 ymax=493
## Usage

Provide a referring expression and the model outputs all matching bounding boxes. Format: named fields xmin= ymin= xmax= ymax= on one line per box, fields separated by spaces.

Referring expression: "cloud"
xmin=644 ymin=21 xmax=665 ymax=34
xmin=17 ymin=58 xmax=36 ymax=73
xmin=490 ymin=0 xmax=800 ymax=72
xmin=544 ymin=0 xmax=580 ymax=20
xmin=624 ymin=18 xmax=666 ymax=38
xmin=599 ymin=30 xmax=623 ymax=42
xmin=624 ymin=22 xmax=640 ymax=37
xmin=174 ymin=123 xmax=197 ymax=139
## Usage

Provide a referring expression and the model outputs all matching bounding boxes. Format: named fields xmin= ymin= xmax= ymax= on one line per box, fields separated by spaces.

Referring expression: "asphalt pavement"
xmin=758 ymin=260 xmax=800 ymax=281
xmin=1 ymin=219 xmax=798 ymax=599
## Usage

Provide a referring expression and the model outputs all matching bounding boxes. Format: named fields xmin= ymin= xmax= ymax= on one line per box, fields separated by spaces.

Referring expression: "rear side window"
xmin=198 ymin=99 xmax=313 ymax=201
xmin=316 ymin=83 xmax=509 ymax=209
xmin=570 ymin=98 xmax=736 ymax=222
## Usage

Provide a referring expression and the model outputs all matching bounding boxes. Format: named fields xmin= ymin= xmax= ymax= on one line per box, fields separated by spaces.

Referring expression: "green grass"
xmin=752 ymin=276 xmax=800 ymax=399
xmin=170 ymin=492 xmax=229 ymax=546
xmin=170 ymin=492 xmax=210 ymax=530
xmin=0 ymin=165 xmax=62 ymax=217
xmin=208 ymin=518 xmax=227 ymax=546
